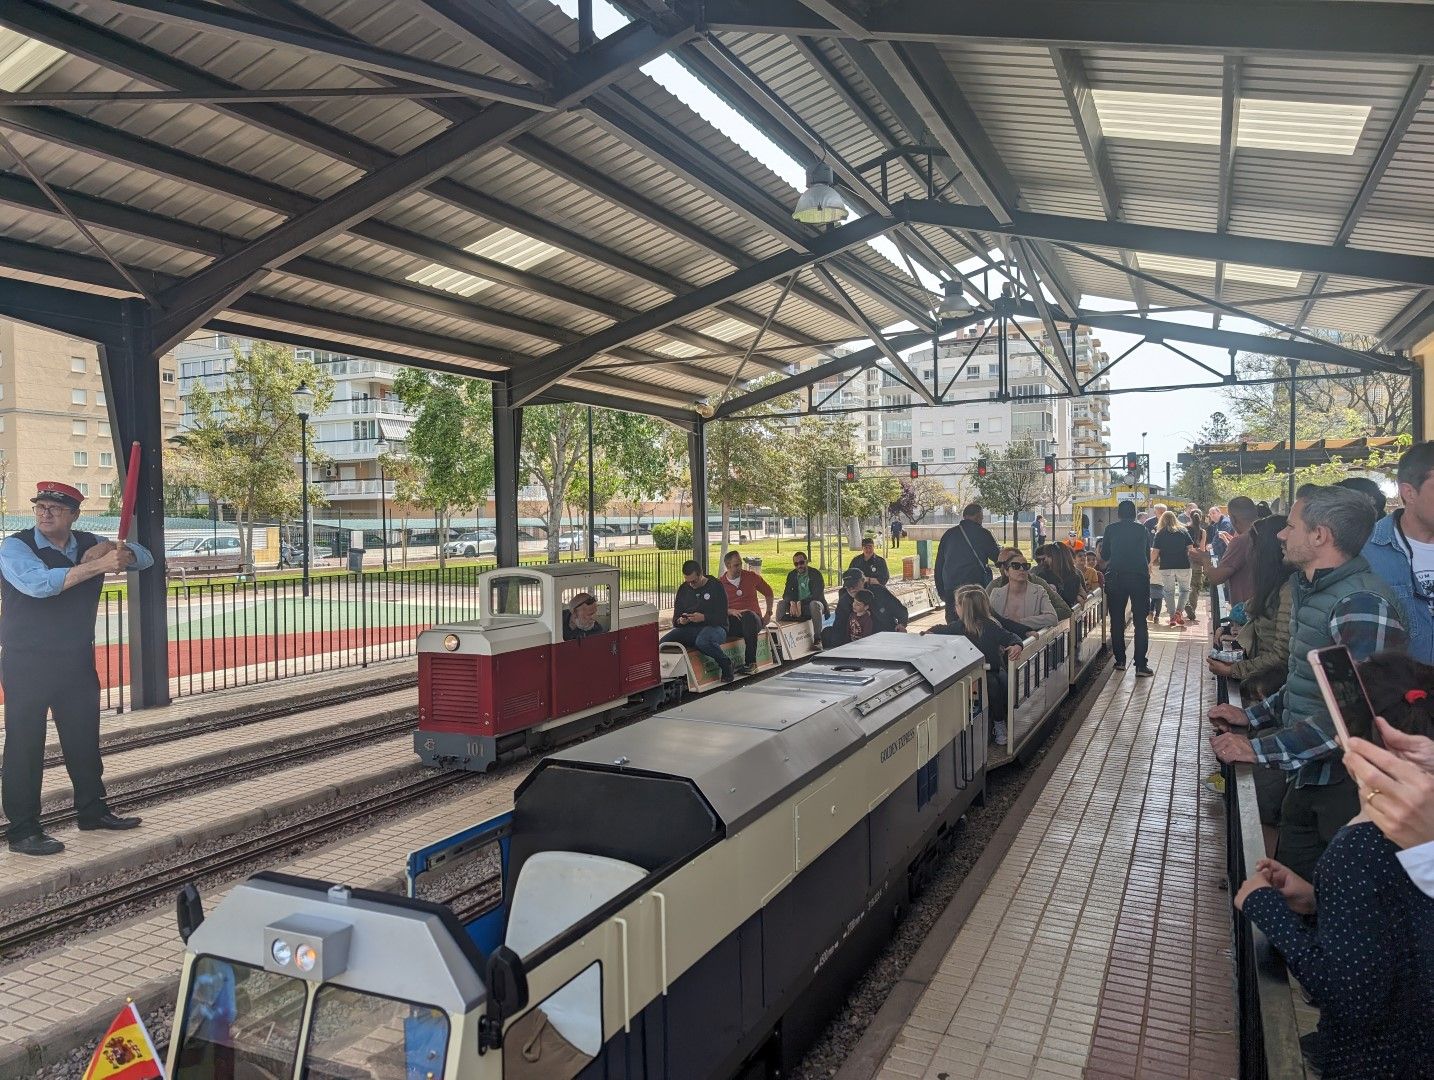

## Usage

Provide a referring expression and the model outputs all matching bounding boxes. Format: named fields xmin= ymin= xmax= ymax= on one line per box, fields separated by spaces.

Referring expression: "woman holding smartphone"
xmin=1235 ymin=650 xmax=1434 ymax=1077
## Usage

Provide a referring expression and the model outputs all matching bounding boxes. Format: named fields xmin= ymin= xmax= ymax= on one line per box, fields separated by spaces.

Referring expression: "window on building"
xmin=921 ymin=448 xmax=934 ymax=461
xmin=71 ymin=389 xmax=86 ymax=405
xmin=99 ymin=421 xmax=110 ymax=437
xmin=989 ymin=418 xmax=1003 ymax=433
xmin=967 ymin=421 xmax=980 ymax=433
xmin=100 ymin=482 xmax=114 ymax=498
xmin=96 ymin=391 xmax=106 ymax=407
xmin=74 ymin=451 xmax=88 ymax=467
xmin=943 ymin=447 xmax=956 ymax=461
xmin=942 ymin=420 xmax=955 ymax=435
xmin=72 ymin=420 xmax=87 ymax=436
xmin=988 ymin=364 xmax=1000 ymax=377
xmin=71 ymin=356 xmax=87 ymax=373
xmin=94 ymin=361 xmax=102 ymax=376
xmin=164 ymin=399 xmax=175 ymax=412
xmin=919 ymin=422 xmax=933 ymax=436
xmin=77 ymin=483 xmax=90 ymax=497
xmin=162 ymin=371 xmax=176 ymax=383
xmin=100 ymin=452 xmax=113 ymax=467
xmin=965 ymin=367 xmax=980 ymax=379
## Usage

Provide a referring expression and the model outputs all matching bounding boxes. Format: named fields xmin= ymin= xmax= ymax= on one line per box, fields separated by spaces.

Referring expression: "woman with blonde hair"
xmin=955 ymin=585 xmax=1024 ymax=747
xmin=1149 ymin=509 xmax=1194 ymax=628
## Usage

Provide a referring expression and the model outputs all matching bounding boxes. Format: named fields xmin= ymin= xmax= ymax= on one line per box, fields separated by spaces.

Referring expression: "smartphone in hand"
xmin=1308 ymin=645 xmax=1377 ymax=745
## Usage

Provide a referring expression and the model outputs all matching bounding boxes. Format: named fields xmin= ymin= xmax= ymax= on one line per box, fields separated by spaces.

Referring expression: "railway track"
xmin=1 ymin=713 xmax=419 ymax=841
xmin=49 ymin=673 xmax=418 ymax=768
xmin=0 ymin=770 xmax=470 ymax=956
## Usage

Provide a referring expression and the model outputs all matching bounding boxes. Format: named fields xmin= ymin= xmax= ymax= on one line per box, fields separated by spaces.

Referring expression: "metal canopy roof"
xmin=0 ymin=0 xmax=1431 ymax=426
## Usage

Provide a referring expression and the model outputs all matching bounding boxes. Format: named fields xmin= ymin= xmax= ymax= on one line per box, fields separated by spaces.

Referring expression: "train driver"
xmin=563 ymin=592 xmax=605 ymax=640
xmin=1 ymin=481 xmax=151 ymax=857
xmin=779 ymin=551 xmax=827 ymax=645
xmin=721 ymin=550 xmax=774 ymax=676
xmin=662 ymin=560 xmax=735 ymax=684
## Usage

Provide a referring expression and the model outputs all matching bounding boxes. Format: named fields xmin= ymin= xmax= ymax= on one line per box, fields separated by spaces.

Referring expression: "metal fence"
xmin=83 ymin=549 xmax=695 ymax=711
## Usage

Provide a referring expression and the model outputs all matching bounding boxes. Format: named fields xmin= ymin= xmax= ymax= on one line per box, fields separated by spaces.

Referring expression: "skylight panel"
xmin=652 ymin=339 xmax=707 ymax=358
xmin=1138 ymin=253 xmax=1302 ymax=289
xmin=1091 ymin=89 xmax=1370 ymax=155
xmin=406 ymin=227 xmax=561 ymax=297
xmin=701 ymin=317 xmax=757 ymax=342
xmin=0 ymin=30 xmax=65 ymax=92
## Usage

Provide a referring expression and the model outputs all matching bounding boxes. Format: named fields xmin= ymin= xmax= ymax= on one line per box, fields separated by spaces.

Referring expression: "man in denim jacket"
xmin=1362 ymin=442 xmax=1434 ymax=664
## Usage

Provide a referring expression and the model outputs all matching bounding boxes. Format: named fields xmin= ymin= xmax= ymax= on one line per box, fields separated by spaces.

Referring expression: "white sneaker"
xmin=993 ymin=719 xmax=1008 ymax=747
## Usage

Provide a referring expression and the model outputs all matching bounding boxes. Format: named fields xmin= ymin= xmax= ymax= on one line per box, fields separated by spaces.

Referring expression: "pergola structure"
xmin=1 ymin=0 xmax=1433 ymax=705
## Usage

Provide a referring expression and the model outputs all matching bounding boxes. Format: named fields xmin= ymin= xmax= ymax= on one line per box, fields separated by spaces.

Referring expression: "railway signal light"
xmin=1044 ymin=455 xmax=1055 ymax=475
xmin=845 ymin=463 xmax=856 ymax=482
xmin=1126 ymin=451 xmax=1140 ymax=473
xmin=909 ymin=462 xmax=920 ymax=479
xmin=975 ymin=458 xmax=988 ymax=478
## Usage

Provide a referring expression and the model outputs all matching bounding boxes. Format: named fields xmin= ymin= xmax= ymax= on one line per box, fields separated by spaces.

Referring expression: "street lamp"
xmin=375 ymin=432 xmax=389 ymax=572
xmin=292 ymin=382 xmax=315 ymax=598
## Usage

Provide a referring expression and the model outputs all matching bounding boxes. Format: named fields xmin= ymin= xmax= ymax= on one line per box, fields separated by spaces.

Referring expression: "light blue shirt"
xmin=0 ymin=528 xmax=153 ymax=599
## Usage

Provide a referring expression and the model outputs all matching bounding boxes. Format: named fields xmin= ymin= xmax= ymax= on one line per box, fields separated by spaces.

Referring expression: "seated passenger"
xmin=779 ymin=551 xmax=827 ymax=645
xmin=847 ymin=590 xmax=876 ymax=642
xmin=824 ymin=569 xmax=907 ymax=648
xmin=989 ymin=557 xmax=1058 ymax=630
xmin=989 ymin=547 xmax=1072 ymax=623
xmin=848 ymin=536 xmax=890 ymax=586
xmin=563 ymin=593 xmax=604 ymax=640
xmin=720 ymin=549 xmax=774 ymax=675
xmin=1081 ymin=550 xmax=1104 ymax=591
xmin=1236 ymin=651 xmax=1434 ymax=1078
xmin=929 ymin=586 xmax=1024 ymax=747
xmin=661 ymin=560 xmax=734 ymax=684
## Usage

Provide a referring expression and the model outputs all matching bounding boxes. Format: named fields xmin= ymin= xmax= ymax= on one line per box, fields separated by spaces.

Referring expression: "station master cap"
xmin=31 ymin=481 xmax=83 ymax=511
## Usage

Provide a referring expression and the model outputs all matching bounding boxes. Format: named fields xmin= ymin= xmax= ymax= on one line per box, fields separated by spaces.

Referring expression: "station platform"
xmin=851 ymin=628 xmax=1236 ymax=1080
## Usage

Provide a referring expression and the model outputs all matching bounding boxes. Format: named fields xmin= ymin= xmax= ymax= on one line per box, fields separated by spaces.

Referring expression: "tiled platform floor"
xmin=26 ymin=684 xmax=416 ymax=811
xmin=874 ymin=628 xmax=1237 ymax=1080
xmin=0 ymin=771 xmax=526 ymax=1075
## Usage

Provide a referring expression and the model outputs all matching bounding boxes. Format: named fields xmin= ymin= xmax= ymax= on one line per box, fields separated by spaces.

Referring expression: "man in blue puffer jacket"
xmin=1362 ymin=442 xmax=1434 ymax=665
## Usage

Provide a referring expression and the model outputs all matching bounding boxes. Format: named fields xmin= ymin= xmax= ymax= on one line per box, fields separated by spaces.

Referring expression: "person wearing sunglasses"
xmin=779 ymin=551 xmax=827 ymax=646
xmin=988 ymin=557 xmax=1058 ymax=632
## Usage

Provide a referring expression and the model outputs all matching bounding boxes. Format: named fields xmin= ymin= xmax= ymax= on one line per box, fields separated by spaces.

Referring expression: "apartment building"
xmin=807 ymin=362 xmax=883 ymax=465
xmin=0 ymin=317 xmax=180 ymax=519
xmin=876 ymin=321 xmax=1113 ymax=506
xmin=177 ymin=334 xmax=414 ymax=520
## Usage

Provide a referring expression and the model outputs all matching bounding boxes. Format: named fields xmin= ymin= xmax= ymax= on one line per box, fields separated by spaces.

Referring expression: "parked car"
xmin=556 ymin=529 xmax=597 ymax=552
xmin=442 ymin=530 xmax=496 ymax=558
xmin=170 ymin=536 xmax=242 ymax=557
xmin=166 ymin=537 xmax=203 ymax=554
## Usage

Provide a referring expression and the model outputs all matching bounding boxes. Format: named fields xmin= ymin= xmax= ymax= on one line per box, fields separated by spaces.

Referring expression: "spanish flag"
xmin=81 ymin=1001 xmax=165 ymax=1080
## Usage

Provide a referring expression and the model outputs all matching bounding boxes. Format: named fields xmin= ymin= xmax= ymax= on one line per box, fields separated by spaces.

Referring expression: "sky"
xmin=557 ymin=0 xmax=1260 ymax=488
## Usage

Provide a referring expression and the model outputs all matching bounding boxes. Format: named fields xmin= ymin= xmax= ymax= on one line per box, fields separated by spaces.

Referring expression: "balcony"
xmin=330 ymin=398 xmax=412 ymax=418
xmin=313 ymin=478 xmax=396 ymax=499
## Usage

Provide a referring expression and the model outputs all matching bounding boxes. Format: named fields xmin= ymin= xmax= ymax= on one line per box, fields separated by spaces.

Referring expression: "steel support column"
xmin=492 ymin=384 xmax=522 ymax=568
xmin=97 ymin=299 xmax=170 ymax=708
xmin=688 ymin=423 xmax=708 ymax=569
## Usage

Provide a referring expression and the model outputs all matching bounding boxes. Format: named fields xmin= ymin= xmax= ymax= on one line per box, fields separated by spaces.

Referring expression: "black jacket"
xmin=829 ymin=583 xmax=907 ymax=645
xmin=847 ymin=553 xmax=890 ymax=585
xmin=935 ymin=519 xmax=999 ymax=594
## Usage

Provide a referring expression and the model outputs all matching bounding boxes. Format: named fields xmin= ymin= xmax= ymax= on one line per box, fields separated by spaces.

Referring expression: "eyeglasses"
xmin=33 ymin=504 xmax=69 ymax=516
xmin=1007 ymin=562 xmax=1029 ymax=571
xmin=793 ymin=559 xmax=807 ymax=566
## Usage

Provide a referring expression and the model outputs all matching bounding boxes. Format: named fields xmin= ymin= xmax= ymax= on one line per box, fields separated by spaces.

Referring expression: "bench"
xmin=166 ymin=555 xmax=251 ymax=581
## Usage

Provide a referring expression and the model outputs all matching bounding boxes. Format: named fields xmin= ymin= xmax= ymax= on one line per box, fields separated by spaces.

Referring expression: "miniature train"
xmin=413 ymin=562 xmax=941 ymax=772
xmin=165 ymin=633 xmax=992 ymax=1080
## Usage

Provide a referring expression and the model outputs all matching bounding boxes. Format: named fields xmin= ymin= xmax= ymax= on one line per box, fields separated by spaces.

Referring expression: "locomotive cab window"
xmin=301 ymin=985 xmax=449 ymax=1080
xmin=489 ymin=575 xmax=544 ymax=619
xmin=504 ymin=962 xmax=603 ymax=1080
xmin=172 ymin=956 xmax=306 ymax=1079
xmin=561 ymin=584 xmax=609 ymax=639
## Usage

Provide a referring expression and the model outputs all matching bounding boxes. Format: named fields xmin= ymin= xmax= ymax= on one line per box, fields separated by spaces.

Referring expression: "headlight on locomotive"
xmin=442 ymin=633 xmax=460 ymax=651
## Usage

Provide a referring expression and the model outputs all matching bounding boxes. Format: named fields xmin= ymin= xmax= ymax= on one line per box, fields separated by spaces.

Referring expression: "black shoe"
xmin=1113 ymin=661 xmax=1127 ymax=671
xmin=76 ymin=812 xmax=142 ymax=831
xmin=720 ymin=669 xmax=735 ymax=684
xmin=8 ymin=831 xmax=64 ymax=856
xmin=1135 ymin=666 xmax=1155 ymax=678
xmin=736 ymin=663 xmax=756 ymax=675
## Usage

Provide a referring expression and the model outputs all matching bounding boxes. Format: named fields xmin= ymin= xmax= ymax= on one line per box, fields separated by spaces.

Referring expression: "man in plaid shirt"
xmin=1210 ymin=485 xmax=1408 ymax=880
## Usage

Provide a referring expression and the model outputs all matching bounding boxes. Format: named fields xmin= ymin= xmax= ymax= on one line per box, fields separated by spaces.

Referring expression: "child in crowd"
xmin=847 ymin=590 xmax=875 ymax=642
xmin=1236 ymin=651 xmax=1434 ymax=1078
xmin=1148 ymin=579 xmax=1164 ymax=622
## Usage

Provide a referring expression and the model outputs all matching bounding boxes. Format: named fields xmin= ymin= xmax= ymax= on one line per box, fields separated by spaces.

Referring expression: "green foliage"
xmin=785 ymin=414 xmax=858 ymax=522
xmin=971 ymin=435 xmax=1048 ymax=523
xmin=706 ymin=378 xmax=797 ymax=550
xmin=1171 ymin=412 xmax=1233 ymax=509
xmin=651 ymin=519 xmax=694 ymax=550
xmin=172 ymin=340 xmax=334 ymax=565
xmin=891 ymin=474 xmax=964 ymax=523
xmin=1210 ymin=435 xmax=1412 ymax=507
xmin=391 ymin=370 xmax=493 ymax=564
xmin=841 ymin=474 xmax=901 ymax=523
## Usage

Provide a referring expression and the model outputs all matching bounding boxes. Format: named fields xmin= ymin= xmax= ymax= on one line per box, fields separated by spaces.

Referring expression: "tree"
xmin=971 ymin=436 xmax=1050 ymax=540
xmin=842 ymin=474 xmax=901 ymax=543
xmin=173 ymin=340 xmax=334 ymax=568
xmin=1225 ymin=332 xmax=1412 ymax=440
xmin=890 ymin=474 xmax=962 ymax=524
xmin=1211 ymin=436 xmax=1411 ymax=509
xmin=706 ymin=381 xmax=796 ymax=557
xmin=1172 ymin=411 xmax=1233 ymax=510
xmin=376 ymin=448 xmax=425 ymax=566
xmin=390 ymin=370 xmax=493 ymax=566
xmin=785 ymin=413 xmax=859 ymax=544
xmin=607 ymin=422 xmax=687 ymax=544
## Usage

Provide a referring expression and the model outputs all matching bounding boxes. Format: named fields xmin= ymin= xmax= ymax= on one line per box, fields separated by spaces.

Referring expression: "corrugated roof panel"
xmin=1347 ymin=97 xmax=1434 ymax=257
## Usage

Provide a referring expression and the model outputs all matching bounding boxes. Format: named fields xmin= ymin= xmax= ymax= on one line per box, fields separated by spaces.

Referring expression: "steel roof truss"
xmin=812 ymin=263 xmax=938 ymax=405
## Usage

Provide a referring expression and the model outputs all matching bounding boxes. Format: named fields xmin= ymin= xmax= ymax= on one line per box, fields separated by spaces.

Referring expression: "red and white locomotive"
xmin=414 ymin=562 xmax=795 ymax=771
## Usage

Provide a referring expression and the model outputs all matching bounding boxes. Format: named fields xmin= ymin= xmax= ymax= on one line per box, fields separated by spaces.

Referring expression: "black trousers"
xmin=1 ymin=649 xmax=108 ymax=838
xmin=1278 ymin=773 xmax=1361 ymax=882
xmin=1105 ymin=571 xmax=1150 ymax=668
xmin=728 ymin=611 xmax=762 ymax=664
